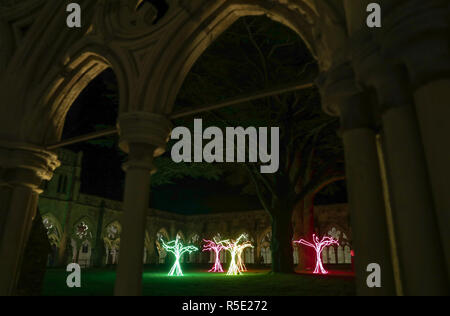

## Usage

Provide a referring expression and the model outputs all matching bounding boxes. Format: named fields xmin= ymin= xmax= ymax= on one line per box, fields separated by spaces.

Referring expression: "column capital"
xmin=118 ymin=112 xmax=172 ymax=155
xmin=118 ymin=112 xmax=172 ymax=171
xmin=317 ymin=63 xmax=376 ymax=132
xmin=0 ymin=141 xmax=60 ymax=192
xmin=349 ymin=32 xmax=413 ymax=115
xmin=316 ymin=62 xmax=361 ymax=117
xmin=375 ymin=0 xmax=450 ymax=87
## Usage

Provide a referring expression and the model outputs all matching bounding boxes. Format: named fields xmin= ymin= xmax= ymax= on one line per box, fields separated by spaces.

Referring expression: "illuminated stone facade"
xmin=38 ymin=149 xmax=351 ymax=268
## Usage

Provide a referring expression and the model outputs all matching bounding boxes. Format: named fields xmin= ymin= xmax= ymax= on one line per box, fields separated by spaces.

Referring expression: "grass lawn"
xmin=42 ymin=265 xmax=355 ymax=296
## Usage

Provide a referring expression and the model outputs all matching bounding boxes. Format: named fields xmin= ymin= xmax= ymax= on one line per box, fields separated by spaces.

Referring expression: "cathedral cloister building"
xmin=1 ymin=0 xmax=449 ymax=296
xmin=39 ymin=149 xmax=351 ymax=270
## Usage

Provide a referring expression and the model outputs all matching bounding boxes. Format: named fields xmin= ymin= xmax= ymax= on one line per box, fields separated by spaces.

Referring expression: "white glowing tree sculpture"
xmin=221 ymin=234 xmax=253 ymax=276
xmin=160 ymin=235 xmax=198 ymax=276
xmin=294 ymin=234 xmax=339 ymax=274
xmin=237 ymin=241 xmax=253 ymax=272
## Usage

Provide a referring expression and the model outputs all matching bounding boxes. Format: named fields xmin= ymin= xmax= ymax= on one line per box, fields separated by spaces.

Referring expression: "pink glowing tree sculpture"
xmin=294 ymin=234 xmax=339 ymax=274
xmin=202 ymin=237 xmax=227 ymax=273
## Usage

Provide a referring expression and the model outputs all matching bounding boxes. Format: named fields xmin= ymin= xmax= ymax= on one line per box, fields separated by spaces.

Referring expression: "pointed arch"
xmin=140 ymin=0 xmax=324 ymax=114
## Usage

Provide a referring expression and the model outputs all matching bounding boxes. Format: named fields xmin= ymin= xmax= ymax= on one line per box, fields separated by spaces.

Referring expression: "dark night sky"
xmin=61 ymin=17 xmax=347 ymax=215
xmin=62 ymin=69 xmax=265 ymax=214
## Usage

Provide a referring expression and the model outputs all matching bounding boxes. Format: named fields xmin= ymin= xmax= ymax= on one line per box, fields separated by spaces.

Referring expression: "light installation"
xmin=160 ymin=235 xmax=198 ymax=276
xmin=294 ymin=234 xmax=339 ymax=275
xmin=202 ymin=237 xmax=227 ymax=272
xmin=237 ymin=241 xmax=253 ymax=272
xmin=221 ymin=234 xmax=253 ymax=276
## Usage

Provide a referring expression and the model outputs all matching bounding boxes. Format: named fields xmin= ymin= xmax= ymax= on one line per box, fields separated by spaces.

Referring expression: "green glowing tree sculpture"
xmin=160 ymin=235 xmax=198 ymax=276
xmin=221 ymin=234 xmax=253 ymax=275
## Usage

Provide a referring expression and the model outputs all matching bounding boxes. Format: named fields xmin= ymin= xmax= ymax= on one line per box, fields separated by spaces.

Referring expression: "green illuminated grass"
xmin=42 ymin=266 xmax=355 ymax=296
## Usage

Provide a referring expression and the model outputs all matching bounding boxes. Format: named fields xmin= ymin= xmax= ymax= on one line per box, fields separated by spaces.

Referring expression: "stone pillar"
xmin=351 ymin=35 xmax=449 ymax=295
xmin=114 ymin=112 xmax=171 ymax=296
xmin=318 ymin=65 xmax=396 ymax=295
xmin=376 ymin=0 xmax=450 ymax=284
xmin=0 ymin=142 xmax=60 ymax=295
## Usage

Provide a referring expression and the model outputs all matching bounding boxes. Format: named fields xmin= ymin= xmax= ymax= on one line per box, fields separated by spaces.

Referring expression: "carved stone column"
xmin=351 ymin=33 xmax=449 ymax=295
xmin=114 ymin=112 xmax=171 ymax=296
xmin=376 ymin=1 xmax=450 ymax=281
xmin=318 ymin=64 xmax=396 ymax=295
xmin=0 ymin=142 xmax=60 ymax=295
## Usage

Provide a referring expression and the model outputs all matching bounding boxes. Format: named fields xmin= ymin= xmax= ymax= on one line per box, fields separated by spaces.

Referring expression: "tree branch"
xmin=246 ymin=166 xmax=271 ymax=214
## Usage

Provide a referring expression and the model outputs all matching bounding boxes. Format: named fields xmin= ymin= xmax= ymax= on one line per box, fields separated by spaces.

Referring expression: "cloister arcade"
xmin=36 ymin=148 xmax=351 ymax=271
xmin=0 ymin=0 xmax=449 ymax=296
xmin=42 ymin=207 xmax=352 ymax=268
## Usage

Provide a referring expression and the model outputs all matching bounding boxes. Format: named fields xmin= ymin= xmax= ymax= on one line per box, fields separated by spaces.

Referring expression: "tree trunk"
xmin=294 ymin=194 xmax=315 ymax=271
xmin=302 ymin=195 xmax=315 ymax=270
xmin=271 ymin=209 xmax=294 ymax=273
xmin=292 ymin=199 xmax=304 ymax=271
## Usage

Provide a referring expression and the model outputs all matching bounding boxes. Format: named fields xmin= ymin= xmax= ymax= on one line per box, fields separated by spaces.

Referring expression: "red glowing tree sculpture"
xmin=203 ymin=237 xmax=227 ymax=272
xmin=294 ymin=234 xmax=339 ymax=274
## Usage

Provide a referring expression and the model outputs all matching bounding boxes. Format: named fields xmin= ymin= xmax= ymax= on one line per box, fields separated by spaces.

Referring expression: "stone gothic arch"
xmin=70 ymin=216 xmax=96 ymax=267
xmin=156 ymin=227 xmax=170 ymax=240
xmin=0 ymin=0 xmax=347 ymax=145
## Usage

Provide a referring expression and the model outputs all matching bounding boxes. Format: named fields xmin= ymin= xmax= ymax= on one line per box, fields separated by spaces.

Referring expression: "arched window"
xmin=244 ymin=237 xmax=255 ymax=264
xmin=328 ymin=247 xmax=336 ymax=264
xmin=344 ymin=245 xmax=352 ymax=264
xmin=104 ymin=222 xmax=121 ymax=265
xmin=78 ymin=240 xmax=91 ymax=268
xmin=337 ymin=246 xmax=344 ymax=263
xmin=42 ymin=215 xmax=62 ymax=267
xmin=76 ymin=221 xmax=91 ymax=240
xmin=42 ymin=216 xmax=61 ymax=247
xmin=82 ymin=244 xmax=89 ymax=253
xmin=322 ymin=247 xmax=328 ymax=264
xmin=325 ymin=227 xmax=352 ymax=265
xmin=260 ymin=232 xmax=272 ymax=264
xmin=156 ymin=231 xmax=168 ymax=264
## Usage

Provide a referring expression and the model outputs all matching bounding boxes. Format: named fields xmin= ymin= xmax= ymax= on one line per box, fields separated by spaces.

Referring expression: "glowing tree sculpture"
xmin=221 ymin=234 xmax=253 ymax=275
xmin=160 ymin=235 xmax=198 ymax=276
xmin=237 ymin=241 xmax=253 ymax=272
xmin=294 ymin=234 xmax=339 ymax=274
xmin=203 ymin=236 xmax=227 ymax=272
